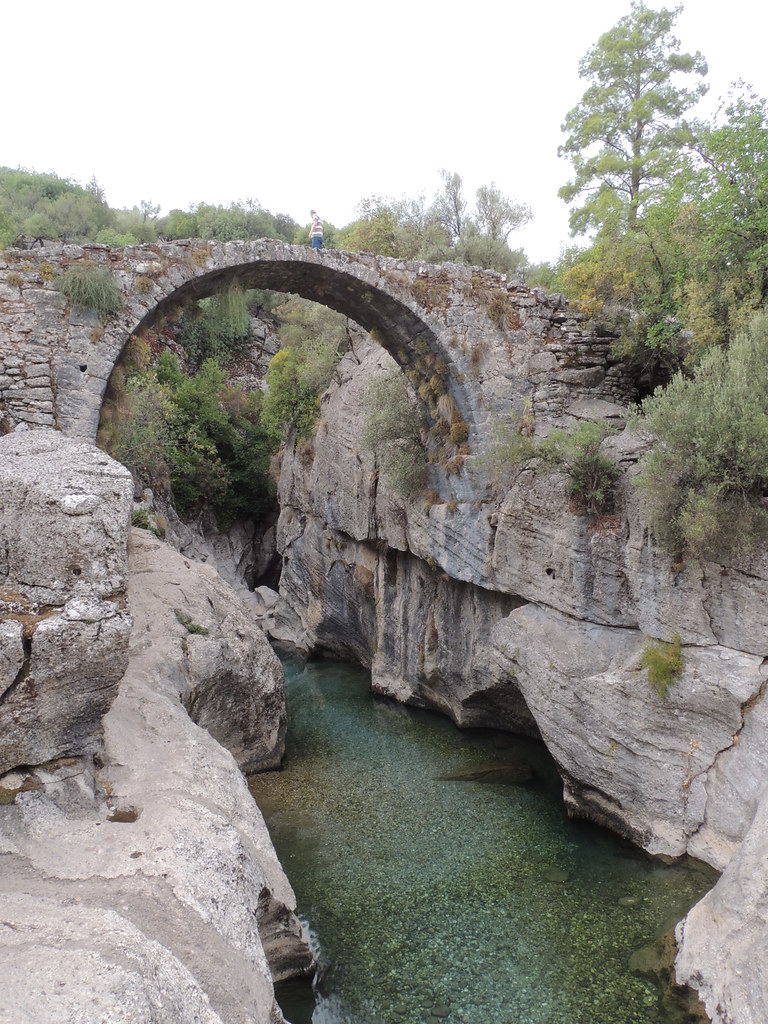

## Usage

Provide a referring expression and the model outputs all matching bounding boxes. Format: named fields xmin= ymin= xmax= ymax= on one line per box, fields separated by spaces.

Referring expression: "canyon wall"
xmin=274 ymin=338 xmax=768 ymax=1024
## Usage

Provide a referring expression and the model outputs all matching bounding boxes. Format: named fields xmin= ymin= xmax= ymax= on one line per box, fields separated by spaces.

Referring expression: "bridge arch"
xmin=1 ymin=239 xmax=634 ymax=462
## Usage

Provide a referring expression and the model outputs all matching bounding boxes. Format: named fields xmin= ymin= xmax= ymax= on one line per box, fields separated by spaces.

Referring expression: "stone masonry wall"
xmin=0 ymin=241 xmax=635 ymax=454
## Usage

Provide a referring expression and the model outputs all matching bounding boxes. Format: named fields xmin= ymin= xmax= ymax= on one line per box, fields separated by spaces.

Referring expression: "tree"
xmin=336 ymin=196 xmax=400 ymax=256
xmin=558 ymin=2 xmax=708 ymax=234
xmin=431 ymin=169 xmax=466 ymax=243
xmin=362 ymin=368 xmax=428 ymax=496
xmin=676 ymin=87 xmax=768 ymax=354
xmin=474 ymin=182 xmax=531 ymax=243
xmin=139 ymin=199 xmax=161 ymax=223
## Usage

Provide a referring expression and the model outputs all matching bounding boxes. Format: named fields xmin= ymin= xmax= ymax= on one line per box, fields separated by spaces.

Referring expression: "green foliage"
xmin=165 ymin=359 xmax=274 ymax=523
xmin=173 ymin=284 xmax=253 ymax=368
xmin=159 ymin=200 xmax=300 ymax=245
xmin=55 ymin=262 xmax=124 ymax=318
xmin=0 ymin=167 xmax=115 ymax=245
xmin=631 ymin=312 xmax=768 ymax=559
xmin=131 ymin=508 xmax=151 ymax=529
xmin=0 ymin=207 xmax=16 ymax=249
xmin=162 ymin=209 xmax=198 ymax=238
xmin=482 ymin=413 xmax=617 ymax=514
xmin=174 ymin=609 xmax=209 ymax=635
xmin=260 ymin=297 xmax=347 ymax=442
xmin=335 ymin=174 xmax=530 ymax=276
xmin=558 ymin=1 xmax=708 ymax=234
xmin=551 ymin=85 xmax=768 ymax=385
xmin=337 ymin=196 xmax=400 ymax=256
xmin=103 ymin=350 xmax=274 ymax=527
xmin=641 ymin=634 xmax=683 ymax=697
xmin=112 ymin=375 xmax=173 ymax=485
xmin=537 ymin=421 xmax=620 ymax=515
xmin=481 ymin=409 xmax=537 ymax=490
xmin=131 ymin=507 xmax=164 ymax=537
xmin=362 ymin=368 xmax=428 ymax=497
xmin=261 ymin=346 xmax=321 ymax=443
xmin=674 ymin=89 xmax=768 ymax=360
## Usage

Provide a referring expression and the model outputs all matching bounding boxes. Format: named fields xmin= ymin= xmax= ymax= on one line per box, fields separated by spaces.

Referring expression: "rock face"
xmin=676 ymin=795 xmax=768 ymax=1024
xmin=0 ymin=430 xmax=133 ymax=774
xmin=274 ymin=337 xmax=768 ymax=1023
xmin=0 ymin=437 xmax=313 ymax=1024
xmin=126 ymin=530 xmax=286 ymax=774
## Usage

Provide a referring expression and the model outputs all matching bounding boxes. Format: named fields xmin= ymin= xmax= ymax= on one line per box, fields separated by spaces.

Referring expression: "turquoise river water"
xmin=249 ymin=659 xmax=717 ymax=1024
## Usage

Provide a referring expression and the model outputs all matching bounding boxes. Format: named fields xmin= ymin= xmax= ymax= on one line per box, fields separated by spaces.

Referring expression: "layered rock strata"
xmin=274 ymin=339 xmax=768 ymax=1023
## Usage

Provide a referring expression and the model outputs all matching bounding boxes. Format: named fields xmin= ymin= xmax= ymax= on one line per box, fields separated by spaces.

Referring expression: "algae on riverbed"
xmin=250 ymin=660 xmax=716 ymax=1024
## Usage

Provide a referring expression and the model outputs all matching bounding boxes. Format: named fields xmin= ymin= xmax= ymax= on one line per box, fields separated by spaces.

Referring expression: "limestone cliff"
xmin=274 ymin=337 xmax=768 ymax=1023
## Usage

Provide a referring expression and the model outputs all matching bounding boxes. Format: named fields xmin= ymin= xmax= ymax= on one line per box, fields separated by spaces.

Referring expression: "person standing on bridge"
xmin=309 ymin=210 xmax=323 ymax=250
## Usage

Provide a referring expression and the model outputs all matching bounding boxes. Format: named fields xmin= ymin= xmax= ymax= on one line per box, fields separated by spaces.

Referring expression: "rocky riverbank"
xmin=271 ymin=336 xmax=768 ymax=1024
xmin=0 ymin=432 xmax=313 ymax=1024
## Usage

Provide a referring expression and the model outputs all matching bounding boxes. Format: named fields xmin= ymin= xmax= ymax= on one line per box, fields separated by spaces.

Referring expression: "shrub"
xmin=481 ymin=412 xmax=537 ymax=490
xmin=55 ymin=262 xmax=124 ymax=317
xmin=112 ymin=375 xmax=173 ymax=486
xmin=363 ymin=368 xmax=428 ymax=496
xmin=173 ymin=284 xmax=253 ymax=368
xmin=481 ymin=412 xmax=617 ymax=513
xmin=631 ymin=312 xmax=768 ymax=559
xmin=174 ymin=609 xmax=209 ymax=635
xmin=641 ymin=634 xmax=683 ymax=697
xmin=95 ymin=227 xmax=140 ymax=247
xmin=449 ymin=419 xmax=469 ymax=445
xmin=537 ymin=421 xmax=619 ymax=515
xmin=261 ymin=347 xmax=319 ymax=443
xmin=131 ymin=508 xmax=150 ymax=529
xmin=131 ymin=507 xmax=164 ymax=538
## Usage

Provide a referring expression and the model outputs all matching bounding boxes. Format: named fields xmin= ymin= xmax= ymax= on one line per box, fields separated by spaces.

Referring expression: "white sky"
xmin=5 ymin=0 xmax=767 ymax=264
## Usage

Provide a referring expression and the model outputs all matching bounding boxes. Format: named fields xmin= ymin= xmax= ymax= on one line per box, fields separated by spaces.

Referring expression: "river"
xmin=249 ymin=658 xmax=716 ymax=1024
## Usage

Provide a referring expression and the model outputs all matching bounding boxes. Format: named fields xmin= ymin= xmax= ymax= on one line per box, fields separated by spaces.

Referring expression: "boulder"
xmin=0 ymin=431 xmax=133 ymax=774
xmin=0 ymin=429 xmax=132 ymax=606
xmin=126 ymin=529 xmax=287 ymax=774
xmin=0 ymin=527 xmax=313 ymax=1024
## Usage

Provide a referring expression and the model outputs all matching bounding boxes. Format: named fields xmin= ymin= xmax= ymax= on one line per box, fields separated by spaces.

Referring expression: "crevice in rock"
xmin=699 ymin=568 xmax=722 ymax=645
xmin=0 ymin=635 xmax=32 ymax=708
xmin=683 ymin=675 xmax=768 ymax=846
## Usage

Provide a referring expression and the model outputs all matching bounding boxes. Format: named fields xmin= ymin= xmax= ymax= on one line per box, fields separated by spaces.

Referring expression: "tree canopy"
xmin=336 ymin=171 xmax=531 ymax=277
xmin=558 ymin=2 xmax=707 ymax=234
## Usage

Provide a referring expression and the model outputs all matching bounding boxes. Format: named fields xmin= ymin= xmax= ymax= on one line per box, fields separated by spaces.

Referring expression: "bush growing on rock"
xmin=641 ymin=634 xmax=683 ymax=698
xmin=482 ymin=413 xmax=618 ymax=516
xmin=362 ymin=368 xmax=428 ymax=497
xmin=631 ymin=311 xmax=768 ymax=560
xmin=55 ymin=262 xmax=124 ymax=318
xmin=537 ymin=421 xmax=619 ymax=516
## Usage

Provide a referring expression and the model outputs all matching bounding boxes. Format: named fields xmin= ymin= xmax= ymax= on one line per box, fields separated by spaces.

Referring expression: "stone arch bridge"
xmin=0 ymin=239 xmax=633 ymax=447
